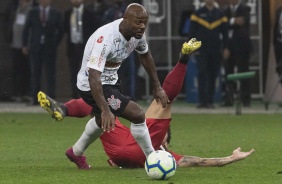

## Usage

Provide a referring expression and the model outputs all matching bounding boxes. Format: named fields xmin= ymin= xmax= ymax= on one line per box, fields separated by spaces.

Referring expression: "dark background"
xmin=0 ymin=0 xmax=272 ymax=102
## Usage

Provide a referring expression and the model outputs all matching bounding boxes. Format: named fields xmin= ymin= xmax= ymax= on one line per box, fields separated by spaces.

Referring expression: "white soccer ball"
xmin=144 ymin=150 xmax=177 ymax=180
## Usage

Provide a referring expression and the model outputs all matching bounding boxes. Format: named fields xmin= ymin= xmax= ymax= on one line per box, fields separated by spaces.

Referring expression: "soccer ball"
xmin=145 ymin=150 xmax=177 ymax=180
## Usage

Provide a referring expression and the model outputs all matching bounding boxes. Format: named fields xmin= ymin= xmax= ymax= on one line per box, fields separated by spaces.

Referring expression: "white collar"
xmin=40 ymin=5 xmax=50 ymax=11
xmin=73 ymin=4 xmax=84 ymax=12
xmin=230 ymin=3 xmax=240 ymax=11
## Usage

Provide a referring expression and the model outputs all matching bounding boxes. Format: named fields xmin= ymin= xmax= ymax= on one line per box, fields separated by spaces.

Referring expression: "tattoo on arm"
xmin=178 ymin=155 xmax=234 ymax=167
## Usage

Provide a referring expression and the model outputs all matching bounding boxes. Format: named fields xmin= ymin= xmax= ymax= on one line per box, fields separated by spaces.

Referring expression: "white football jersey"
xmin=77 ymin=18 xmax=148 ymax=91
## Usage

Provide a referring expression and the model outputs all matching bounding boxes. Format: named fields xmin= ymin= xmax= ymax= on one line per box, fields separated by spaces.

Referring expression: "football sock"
xmin=64 ymin=98 xmax=92 ymax=118
xmin=179 ymin=54 xmax=189 ymax=64
xmin=162 ymin=62 xmax=187 ymax=101
xmin=73 ymin=117 xmax=103 ymax=156
xmin=130 ymin=122 xmax=154 ymax=157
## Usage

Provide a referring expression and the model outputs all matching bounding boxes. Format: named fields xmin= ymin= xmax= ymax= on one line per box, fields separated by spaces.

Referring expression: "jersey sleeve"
xmin=87 ymin=37 xmax=112 ymax=72
xmin=168 ymin=150 xmax=183 ymax=162
xmin=135 ymin=34 xmax=148 ymax=54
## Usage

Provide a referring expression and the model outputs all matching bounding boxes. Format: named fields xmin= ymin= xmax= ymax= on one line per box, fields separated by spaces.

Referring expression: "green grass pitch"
xmin=1 ymin=113 xmax=282 ymax=184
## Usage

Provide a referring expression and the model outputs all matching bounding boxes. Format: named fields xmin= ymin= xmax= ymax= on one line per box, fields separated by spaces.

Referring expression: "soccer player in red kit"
xmin=38 ymin=39 xmax=254 ymax=169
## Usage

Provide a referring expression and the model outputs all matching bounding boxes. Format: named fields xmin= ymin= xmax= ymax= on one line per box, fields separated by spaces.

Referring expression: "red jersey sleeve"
xmin=168 ymin=150 xmax=183 ymax=162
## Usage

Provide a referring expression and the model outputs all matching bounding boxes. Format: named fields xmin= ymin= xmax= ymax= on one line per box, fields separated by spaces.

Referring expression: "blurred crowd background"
xmin=0 ymin=0 xmax=281 ymax=108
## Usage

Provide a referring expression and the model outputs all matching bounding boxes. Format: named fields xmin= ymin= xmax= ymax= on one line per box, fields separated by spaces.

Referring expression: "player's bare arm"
xmin=177 ymin=147 xmax=255 ymax=167
xmin=88 ymin=68 xmax=115 ymax=132
xmin=137 ymin=51 xmax=169 ymax=108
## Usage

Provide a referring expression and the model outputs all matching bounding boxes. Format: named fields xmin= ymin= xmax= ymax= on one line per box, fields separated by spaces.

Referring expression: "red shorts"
xmin=99 ymin=118 xmax=176 ymax=168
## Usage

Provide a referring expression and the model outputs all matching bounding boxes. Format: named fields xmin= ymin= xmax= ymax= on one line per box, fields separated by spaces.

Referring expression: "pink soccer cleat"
xmin=65 ymin=147 xmax=91 ymax=170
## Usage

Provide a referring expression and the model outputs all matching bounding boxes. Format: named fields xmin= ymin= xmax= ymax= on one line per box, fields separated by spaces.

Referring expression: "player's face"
xmin=128 ymin=14 xmax=148 ymax=39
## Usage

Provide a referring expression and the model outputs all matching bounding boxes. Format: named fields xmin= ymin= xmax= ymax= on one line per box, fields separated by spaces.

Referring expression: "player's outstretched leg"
xmin=37 ymin=91 xmax=66 ymax=121
xmin=163 ymin=38 xmax=202 ymax=101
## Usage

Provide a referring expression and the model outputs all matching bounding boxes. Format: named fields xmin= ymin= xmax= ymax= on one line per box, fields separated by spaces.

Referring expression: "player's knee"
xmin=130 ymin=109 xmax=145 ymax=124
xmin=122 ymin=101 xmax=145 ymax=123
xmin=85 ymin=117 xmax=101 ymax=130
xmin=85 ymin=118 xmax=97 ymax=135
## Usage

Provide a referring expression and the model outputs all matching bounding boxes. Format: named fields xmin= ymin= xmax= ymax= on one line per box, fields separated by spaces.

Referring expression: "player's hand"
xmin=153 ymin=86 xmax=169 ymax=108
xmin=101 ymin=110 xmax=116 ymax=132
xmin=234 ymin=17 xmax=245 ymax=26
xmin=223 ymin=48 xmax=230 ymax=60
xmin=232 ymin=147 xmax=255 ymax=161
xmin=22 ymin=47 xmax=29 ymax=55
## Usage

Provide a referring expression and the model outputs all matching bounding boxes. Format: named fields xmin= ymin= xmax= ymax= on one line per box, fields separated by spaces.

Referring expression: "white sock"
xmin=130 ymin=122 xmax=154 ymax=157
xmin=73 ymin=117 xmax=103 ymax=156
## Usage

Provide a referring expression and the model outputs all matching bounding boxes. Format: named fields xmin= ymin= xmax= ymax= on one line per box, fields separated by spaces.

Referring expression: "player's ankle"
xmin=178 ymin=53 xmax=189 ymax=64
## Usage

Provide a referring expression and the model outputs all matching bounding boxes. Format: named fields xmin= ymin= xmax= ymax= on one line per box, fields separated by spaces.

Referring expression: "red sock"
xmin=64 ymin=99 xmax=92 ymax=118
xmin=162 ymin=62 xmax=187 ymax=102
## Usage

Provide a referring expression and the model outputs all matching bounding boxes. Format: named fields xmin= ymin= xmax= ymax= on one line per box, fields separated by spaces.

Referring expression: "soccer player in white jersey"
xmin=38 ymin=39 xmax=255 ymax=169
xmin=64 ymin=3 xmax=169 ymax=169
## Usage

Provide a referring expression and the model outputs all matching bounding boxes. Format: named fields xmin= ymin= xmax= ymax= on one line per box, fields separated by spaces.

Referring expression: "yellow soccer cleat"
xmin=181 ymin=38 xmax=202 ymax=55
xmin=179 ymin=38 xmax=201 ymax=62
xmin=37 ymin=91 xmax=65 ymax=121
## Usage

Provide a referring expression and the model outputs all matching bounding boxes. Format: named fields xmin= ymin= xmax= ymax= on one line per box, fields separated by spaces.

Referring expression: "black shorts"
xmin=78 ymin=85 xmax=131 ymax=117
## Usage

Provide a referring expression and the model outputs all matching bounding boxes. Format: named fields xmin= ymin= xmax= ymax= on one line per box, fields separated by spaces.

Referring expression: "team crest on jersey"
xmin=107 ymin=95 xmax=121 ymax=110
xmin=90 ymin=56 xmax=97 ymax=64
xmin=97 ymin=36 xmax=104 ymax=43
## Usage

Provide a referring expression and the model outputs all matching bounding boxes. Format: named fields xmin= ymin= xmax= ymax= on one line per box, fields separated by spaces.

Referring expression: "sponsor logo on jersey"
xmin=107 ymin=95 xmax=121 ymax=110
xmin=114 ymin=38 xmax=121 ymax=44
xmin=137 ymin=44 xmax=146 ymax=51
xmin=136 ymin=40 xmax=146 ymax=52
xmin=104 ymin=75 xmax=117 ymax=83
xmin=90 ymin=56 xmax=98 ymax=64
xmin=98 ymin=44 xmax=107 ymax=67
xmin=97 ymin=36 xmax=104 ymax=43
